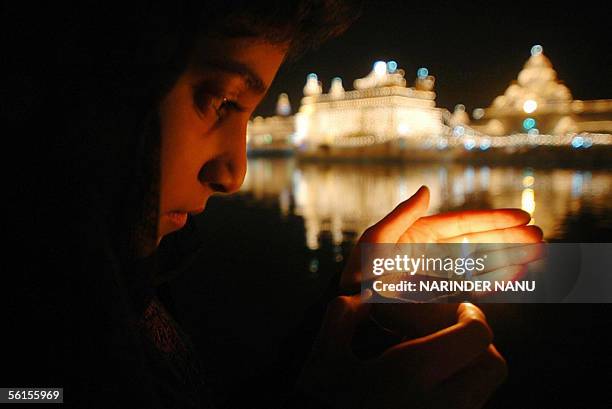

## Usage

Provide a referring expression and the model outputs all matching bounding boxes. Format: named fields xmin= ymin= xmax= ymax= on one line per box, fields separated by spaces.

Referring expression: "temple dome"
xmin=492 ymin=45 xmax=573 ymax=111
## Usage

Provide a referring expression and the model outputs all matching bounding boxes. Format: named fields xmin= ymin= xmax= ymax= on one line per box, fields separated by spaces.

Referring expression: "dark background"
xmin=256 ymin=0 xmax=611 ymax=117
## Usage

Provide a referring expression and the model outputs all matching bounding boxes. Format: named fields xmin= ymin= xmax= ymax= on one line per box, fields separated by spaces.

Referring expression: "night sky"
xmin=256 ymin=0 xmax=611 ymax=117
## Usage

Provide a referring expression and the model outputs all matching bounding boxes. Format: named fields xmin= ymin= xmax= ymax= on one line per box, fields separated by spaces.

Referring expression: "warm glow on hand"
xmin=341 ymin=185 xmax=544 ymax=291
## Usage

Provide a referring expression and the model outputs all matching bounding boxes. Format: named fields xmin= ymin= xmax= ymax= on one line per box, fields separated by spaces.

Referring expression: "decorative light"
xmin=276 ymin=93 xmax=291 ymax=116
xmin=397 ymin=122 xmax=410 ymax=136
xmin=521 ymin=188 xmax=536 ymax=215
xmin=523 ymin=118 xmax=536 ymax=130
xmin=527 ymin=128 xmax=539 ymax=136
xmin=523 ymin=99 xmax=538 ymax=113
xmin=387 ymin=60 xmax=398 ymax=73
xmin=464 ymin=139 xmax=476 ymax=150
xmin=303 ymin=73 xmax=321 ymax=96
xmin=437 ymin=139 xmax=448 ymax=149
xmin=373 ymin=61 xmax=387 ymax=77
xmin=480 ymin=138 xmax=491 ymax=150
xmin=453 ymin=125 xmax=465 ymax=137
xmin=571 ymin=136 xmax=584 ymax=148
xmin=472 ymin=108 xmax=485 ymax=120
xmin=531 ymin=45 xmax=543 ymax=56
xmin=583 ymin=137 xmax=593 ymax=148
xmin=571 ymin=172 xmax=584 ymax=198
xmin=329 ymin=77 xmax=345 ymax=99
xmin=417 ymin=67 xmax=429 ymax=79
xmin=522 ymin=175 xmax=535 ymax=187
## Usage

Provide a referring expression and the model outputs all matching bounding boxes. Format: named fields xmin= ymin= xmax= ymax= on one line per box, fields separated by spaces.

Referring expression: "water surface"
xmin=240 ymin=157 xmax=612 ymax=246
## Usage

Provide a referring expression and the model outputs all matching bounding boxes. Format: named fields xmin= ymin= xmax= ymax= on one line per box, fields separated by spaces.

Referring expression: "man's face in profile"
xmin=157 ymin=37 xmax=287 ymax=240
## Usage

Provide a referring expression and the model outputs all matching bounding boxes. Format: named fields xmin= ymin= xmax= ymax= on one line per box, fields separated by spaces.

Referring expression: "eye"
xmin=211 ymin=97 xmax=244 ymax=121
xmin=193 ymin=85 xmax=245 ymax=123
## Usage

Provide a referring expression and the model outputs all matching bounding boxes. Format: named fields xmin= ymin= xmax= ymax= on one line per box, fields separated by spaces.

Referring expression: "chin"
xmin=157 ymin=219 xmax=177 ymax=241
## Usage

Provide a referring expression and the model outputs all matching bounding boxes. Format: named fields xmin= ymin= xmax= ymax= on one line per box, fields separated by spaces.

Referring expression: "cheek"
xmin=159 ymin=88 xmax=212 ymax=212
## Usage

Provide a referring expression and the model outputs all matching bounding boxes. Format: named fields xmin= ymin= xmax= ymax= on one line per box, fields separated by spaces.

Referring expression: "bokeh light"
xmin=523 ymin=99 xmax=538 ymax=113
xmin=417 ymin=67 xmax=429 ymax=79
xmin=523 ymin=118 xmax=536 ymax=130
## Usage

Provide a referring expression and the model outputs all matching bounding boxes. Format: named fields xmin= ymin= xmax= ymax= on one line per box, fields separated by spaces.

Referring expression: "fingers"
xmin=472 ymin=242 xmax=545 ymax=275
xmin=438 ymin=225 xmax=543 ymax=244
xmin=313 ymin=293 xmax=372 ymax=359
xmin=381 ymin=303 xmax=492 ymax=388
xmin=477 ymin=264 xmax=528 ymax=282
xmin=340 ymin=186 xmax=430 ymax=292
xmin=362 ymin=185 xmax=430 ymax=243
xmin=429 ymin=344 xmax=508 ymax=409
xmin=412 ymin=208 xmax=531 ymax=241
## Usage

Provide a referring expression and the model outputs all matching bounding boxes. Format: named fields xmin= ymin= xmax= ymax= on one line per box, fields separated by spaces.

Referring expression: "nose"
xmin=198 ymin=158 xmax=245 ymax=193
xmin=198 ymin=121 xmax=247 ymax=194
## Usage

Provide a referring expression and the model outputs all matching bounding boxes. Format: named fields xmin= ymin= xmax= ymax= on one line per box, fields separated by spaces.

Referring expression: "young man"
xmin=6 ymin=1 xmax=541 ymax=407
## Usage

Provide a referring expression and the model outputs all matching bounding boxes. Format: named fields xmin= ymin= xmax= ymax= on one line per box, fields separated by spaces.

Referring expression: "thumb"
xmin=313 ymin=292 xmax=372 ymax=358
xmin=340 ymin=186 xmax=430 ymax=292
xmin=364 ymin=185 xmax=430 ymax=243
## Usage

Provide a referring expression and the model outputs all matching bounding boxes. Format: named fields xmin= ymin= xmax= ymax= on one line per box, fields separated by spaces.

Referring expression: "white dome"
xmin=486 ymin=46 xmax=574 ymax=112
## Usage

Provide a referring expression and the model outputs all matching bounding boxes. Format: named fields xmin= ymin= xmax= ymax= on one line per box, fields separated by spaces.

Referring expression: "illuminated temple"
xmin=294 ymin=62 xmax=445 ymax=149
xmin=246 ymin=46 xmax=612 ymax=156
xmin=470 ymin=45 xmax=612 ymax=135
xmin=247 ymin=61 xmax=448 ymax=155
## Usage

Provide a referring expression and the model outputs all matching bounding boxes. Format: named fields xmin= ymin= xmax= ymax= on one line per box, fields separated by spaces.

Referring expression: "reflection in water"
xmin=522 ymin=188 xmax=535 ymax=216
xmin=240 ymin=158 xmax=612 ymax=248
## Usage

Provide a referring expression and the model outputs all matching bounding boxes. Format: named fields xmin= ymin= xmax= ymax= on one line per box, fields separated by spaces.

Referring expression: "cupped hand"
xmin=295 ymin=295 xmax=507 ymax=409
xmin=341 ymin=185 xmax=544 ymax=292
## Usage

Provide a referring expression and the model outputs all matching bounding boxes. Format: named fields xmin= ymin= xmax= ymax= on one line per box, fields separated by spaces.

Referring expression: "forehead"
xmin=190 ymin=36 xmax=288 ymax=90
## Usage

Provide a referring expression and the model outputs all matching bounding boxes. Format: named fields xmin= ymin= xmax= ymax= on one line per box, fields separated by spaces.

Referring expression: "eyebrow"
xmin=196 ymin=58 xmax=268 ymax=95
